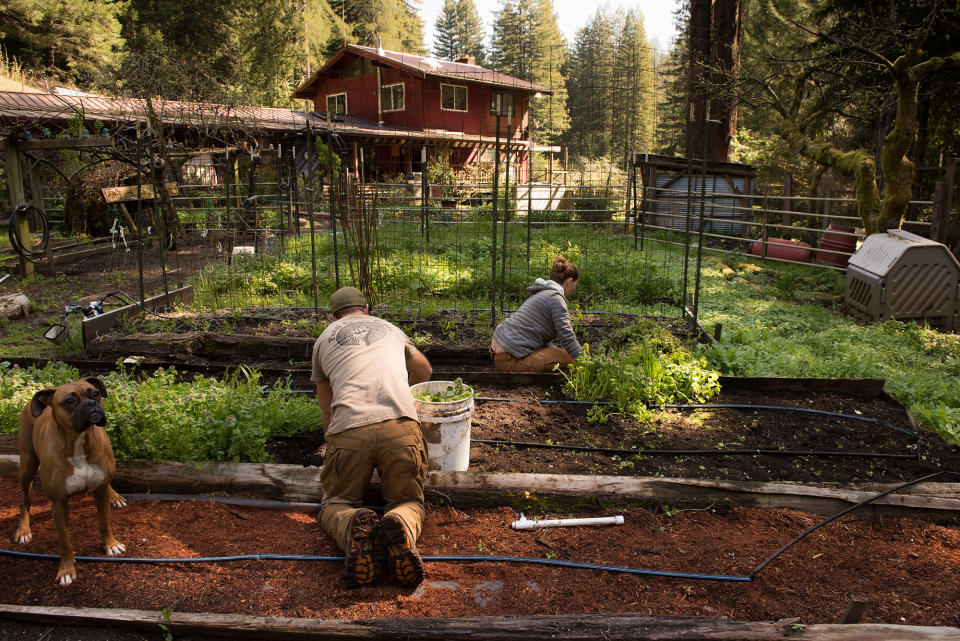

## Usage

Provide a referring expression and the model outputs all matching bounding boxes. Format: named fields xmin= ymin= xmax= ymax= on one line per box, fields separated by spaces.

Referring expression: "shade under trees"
xmin=735 ymin=0 xmax=960 ymax=234
xmin=0 ymin=0 xmax=124 ymax=86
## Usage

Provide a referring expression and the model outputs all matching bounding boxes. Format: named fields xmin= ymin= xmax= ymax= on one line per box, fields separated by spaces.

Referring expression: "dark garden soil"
xmin=4 ymin=234 xmax=960 ymax=633
xmin=1 ymin=236 xmax=213 ymax=349
xmin=0 ymin=476 xmax=958 ymax=626
xmin=269 ymin=383 xmax=960 ymax=485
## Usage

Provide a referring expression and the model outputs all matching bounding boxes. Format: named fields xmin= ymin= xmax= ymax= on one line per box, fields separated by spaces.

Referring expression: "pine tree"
xmin=565 ymin=8 xmax=616 ymax=158
xmin=433 ymin=0 xmax=485 ymax=64
xmin=611 ymin=8 xmax=655 ymax=160
xmin=528 ymin=0 xmax=568 ymax=145
xmin=490 ymin=0 xmax=569 ymax=144
xmin=565 ymin=6 xmax=656 ymax=164
xmin=336 ymin=0 xmax=425 ymax=54
xmin=489 ymin=0 xmax=538 ymax=80
xmin=3 ymin=0 xmax=125 ymax=87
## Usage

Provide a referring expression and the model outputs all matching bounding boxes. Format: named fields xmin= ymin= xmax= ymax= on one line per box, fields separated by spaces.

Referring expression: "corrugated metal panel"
xmin=0 ymin=91 xmax=528 ymax=146
xmin=650 ymin=172 xmax=752 ymax=236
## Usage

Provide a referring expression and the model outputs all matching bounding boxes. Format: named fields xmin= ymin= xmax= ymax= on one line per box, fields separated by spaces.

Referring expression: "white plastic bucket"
xmin=410 ymin=380 xmax=474 ymax=471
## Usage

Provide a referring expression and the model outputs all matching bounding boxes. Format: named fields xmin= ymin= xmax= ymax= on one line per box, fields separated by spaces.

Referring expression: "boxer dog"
xmin=14 ymin=377 xmax=127 ymax=585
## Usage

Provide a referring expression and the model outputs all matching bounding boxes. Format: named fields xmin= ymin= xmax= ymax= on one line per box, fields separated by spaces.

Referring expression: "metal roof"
xmin=294 ymin=44 xmax=551 ymax=99
xmin=0 ymin=91 xmax=529 ymax=147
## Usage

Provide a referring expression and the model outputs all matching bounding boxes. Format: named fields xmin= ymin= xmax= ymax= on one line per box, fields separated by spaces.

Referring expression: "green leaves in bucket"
xmin=413 ymin=378 xmax=474 ymax=402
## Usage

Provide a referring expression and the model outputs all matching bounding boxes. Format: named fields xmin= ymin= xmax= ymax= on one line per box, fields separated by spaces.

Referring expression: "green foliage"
xmin=412 ymin=378 xmax=474 ymax=402
xmin=0 ymin=362 xmax=324 ymax=463
xmin=1 ymin=0 xmax=124 ymax=87
xmin=0 ymin=361 xmax=82 ymax=432
xmin=561 ymin=335 xmax=722 ymax=422
xmin=697 ymin=259 xmax=960 ymax=445
xmin=489 ymin=0 xmax=570 ymax=144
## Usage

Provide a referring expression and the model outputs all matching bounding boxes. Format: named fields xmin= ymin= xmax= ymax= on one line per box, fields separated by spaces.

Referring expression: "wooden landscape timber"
xmin=0 ymin=605 xmax=958 ymax=640
xmin=0 ymin=454 xmax=956 ymax=518
xmin=80 ymin=285 xmax=194 ymax=346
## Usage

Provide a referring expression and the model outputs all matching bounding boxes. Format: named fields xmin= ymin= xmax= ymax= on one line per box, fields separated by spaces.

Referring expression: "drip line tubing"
xmin=0 ymin=548 xmax=752 ymax=582
xmin=749 ymin=470 xmax=959 ymax=577
xmin=474 ymin=398 xmax=920 ymax=440
xmin=2 ymin=471 xmax=954 ymax=583
xmin=472 ymin=439 xmax=916 ymax=460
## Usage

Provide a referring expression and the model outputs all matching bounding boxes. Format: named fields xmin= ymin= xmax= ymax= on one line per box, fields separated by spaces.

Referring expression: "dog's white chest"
xmin=65 ymin=433 xmax=104 ymax=495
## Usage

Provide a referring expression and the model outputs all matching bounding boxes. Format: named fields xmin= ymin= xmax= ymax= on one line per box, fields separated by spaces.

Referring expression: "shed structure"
xmin=635 ymin=153 xmax=756 ymax=237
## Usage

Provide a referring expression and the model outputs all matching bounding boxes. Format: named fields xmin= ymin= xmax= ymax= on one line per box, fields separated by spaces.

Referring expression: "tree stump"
xmin=0 ymin=293 xmax=30 ymax=319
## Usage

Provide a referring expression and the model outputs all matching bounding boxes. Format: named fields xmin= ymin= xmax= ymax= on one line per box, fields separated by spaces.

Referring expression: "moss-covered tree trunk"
xmin=777 ymin=49 xmax=959 ymax=235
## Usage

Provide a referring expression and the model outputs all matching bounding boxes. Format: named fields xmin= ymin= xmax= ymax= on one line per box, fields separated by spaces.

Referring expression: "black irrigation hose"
xmin=7 ymin=203 xmax=49 ymax=262
xmin=472 ymin=438 xmax=918 ymax=460
xmin=98 ymin=290 xmax=175 ymax=320
xmin=2 ymin=471 xmax=954 ymax=582
xmin=475 ymin=397 xmax=921 ymax=440
xmin=749 ymin=470 xmax=960 ymax=577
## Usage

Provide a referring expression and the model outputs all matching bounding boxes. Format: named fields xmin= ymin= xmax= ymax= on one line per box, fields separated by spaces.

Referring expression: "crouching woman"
xmin=489 ymin=255 xmax=582 ymax=373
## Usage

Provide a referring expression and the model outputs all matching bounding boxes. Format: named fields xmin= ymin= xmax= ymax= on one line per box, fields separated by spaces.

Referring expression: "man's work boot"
xmin=376 ymin=513 xmax=424 ymax=586
xmin=344 ymin=509 xmax=379 ymax=588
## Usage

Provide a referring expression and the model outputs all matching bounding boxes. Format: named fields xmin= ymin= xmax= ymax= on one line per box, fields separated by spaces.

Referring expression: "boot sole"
xmin=377 ymin=515 xmax=424 ymax=586
xmin=345 ymin=510 xmax=379 ymax=588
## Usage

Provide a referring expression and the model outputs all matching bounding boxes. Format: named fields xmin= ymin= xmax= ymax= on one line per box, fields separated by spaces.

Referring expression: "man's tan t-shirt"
xmin=311 ymin=315 xmax=419 ymax=436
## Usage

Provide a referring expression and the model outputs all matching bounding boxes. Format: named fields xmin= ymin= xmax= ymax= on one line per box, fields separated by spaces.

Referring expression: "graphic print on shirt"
xmin=329 ymin=320 xmax=389 ymax=346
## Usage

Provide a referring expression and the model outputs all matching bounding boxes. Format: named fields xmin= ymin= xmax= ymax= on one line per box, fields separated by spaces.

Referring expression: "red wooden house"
xmin=293 ymin=44 xmax=550 ymax=181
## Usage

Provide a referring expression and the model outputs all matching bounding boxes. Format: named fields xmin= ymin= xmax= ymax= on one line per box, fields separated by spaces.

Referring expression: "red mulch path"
xmin=1 ymin=477 xmax=958 ymax=624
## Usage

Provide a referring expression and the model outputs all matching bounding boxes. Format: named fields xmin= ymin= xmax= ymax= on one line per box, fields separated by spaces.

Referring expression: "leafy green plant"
xmin=561 ymin=336 xmax=721 ymax=422
xmin=413 ymin=378 xmax=474 ymax=403
xmin=0 ymin=362 xmax=324 ymax=463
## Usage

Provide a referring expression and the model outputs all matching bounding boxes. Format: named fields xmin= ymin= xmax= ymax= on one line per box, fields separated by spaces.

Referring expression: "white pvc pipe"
xmin=510 ymin=513 xmax=625 ymax=530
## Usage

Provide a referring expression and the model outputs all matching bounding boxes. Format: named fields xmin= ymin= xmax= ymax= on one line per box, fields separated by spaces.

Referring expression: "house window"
xmin=381 ymin=83 xmax=405 ymax=112
xmin=490 ymin=91 xmax=513 ymax=116
xmin=326 ymin=92 xmax=347 ymax=115
xmin=441 ymin=84 xmax=467 ymax=111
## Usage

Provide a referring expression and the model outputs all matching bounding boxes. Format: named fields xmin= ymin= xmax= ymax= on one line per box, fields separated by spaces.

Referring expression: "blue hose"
xmin=0 ymin=549 xmax=751 ymax=582
xmin=3 ymin=471 xmax=955 ymax=583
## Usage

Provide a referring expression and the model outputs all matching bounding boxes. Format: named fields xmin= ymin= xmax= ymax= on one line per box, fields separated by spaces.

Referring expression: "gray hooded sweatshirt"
xmin=492 ymin=278 xmax=582 ymax=359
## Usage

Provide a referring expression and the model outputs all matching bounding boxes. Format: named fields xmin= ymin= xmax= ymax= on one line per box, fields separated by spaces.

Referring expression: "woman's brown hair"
xmin=549 ymin=255 xmax=579 ymax=284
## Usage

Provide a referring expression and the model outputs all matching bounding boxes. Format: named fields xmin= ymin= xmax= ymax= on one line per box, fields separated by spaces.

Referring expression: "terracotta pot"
xmin=815 ymin=224 xmax=857 ymax=268
xmin=749 ymin=238 xmax=812 ymax=262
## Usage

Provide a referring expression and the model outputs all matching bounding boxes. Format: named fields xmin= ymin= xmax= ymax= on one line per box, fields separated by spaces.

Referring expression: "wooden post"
xmin=761 ymin=191 xmax=769 ymax=258
xmin=4 ymin=138 xmax=33 ymax=277
xmin=944 ymin=157 xmax=956 ymax=237
xmin=931 ymin=181 xmax=947 ymax=243
xmin=782 ymin=172 xmax=792 ymax=229
xmin=563 ymin=147 xmax=568 ymax=187
xmin=28 ymin=161 xmax=55 ymax=275
xmin=838 ymin=596 xmax=869 ymax=624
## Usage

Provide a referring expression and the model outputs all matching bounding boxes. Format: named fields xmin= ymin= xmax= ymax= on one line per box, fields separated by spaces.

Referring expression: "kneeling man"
xmin=312 ymin=287 xmax=432 ymax=588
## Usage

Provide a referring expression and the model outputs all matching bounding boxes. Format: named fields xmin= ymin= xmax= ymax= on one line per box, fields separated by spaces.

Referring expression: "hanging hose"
xmin=97 ymin=290 xmax=174 ymax=320
xmin=1 ymin=471 xmax=954 ymax=583
xmin=7 ymin=203 xmax=49 ymax=262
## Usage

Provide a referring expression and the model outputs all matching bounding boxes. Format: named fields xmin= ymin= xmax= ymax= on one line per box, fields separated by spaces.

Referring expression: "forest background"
xmin=1 ymin=0 xmax=959 ymax=213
